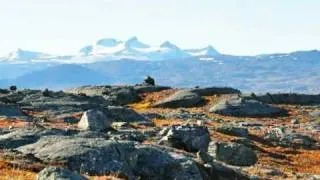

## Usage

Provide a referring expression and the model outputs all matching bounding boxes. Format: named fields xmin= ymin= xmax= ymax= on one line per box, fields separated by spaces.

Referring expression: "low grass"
xmin=0 ymin=160 xmax=37 ymax=180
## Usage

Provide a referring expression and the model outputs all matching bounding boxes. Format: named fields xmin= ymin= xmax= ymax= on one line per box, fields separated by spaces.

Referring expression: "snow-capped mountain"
xmin=0 ymin=37 xmax=220 ymax=63
xmin=77 ymin=37 xmax=196 ymax=61
xmin=0 ymin=37 xmax=318 ymax=93
xmin=0 ymin=49 xmax=50 ymax=63
xmin=0 ymin=49 xmax=72 ymax=64
xmin=185 ymin=45 xmax=219 ymax=57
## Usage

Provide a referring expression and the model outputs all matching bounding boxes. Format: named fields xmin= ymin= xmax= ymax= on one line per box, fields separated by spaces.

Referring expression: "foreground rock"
xmin=153 ymin=90 xmax=204 ymax=108
xmin=37 ymin=167 xmax=87 ymax=180
xmin=17 ymin=137 xmax=207 ymax=179
xmin=208 ymin=142 xmax=257 ymax=166
xmin=210 ymin=97 xmax=287 ymax=117
xmin=78 ymin=110 xmax=112 ymax=131
xmin=159 ymin=125 xmax=210 ymax=152
xmin=243 ymin=93 xmax=320 ymax=105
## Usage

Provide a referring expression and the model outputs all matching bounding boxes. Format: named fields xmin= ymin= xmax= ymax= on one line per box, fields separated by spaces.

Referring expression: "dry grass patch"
xmin=0 ymin=160 xmax=37 ymax=180
xmin=153 ymin=118 xmax=183 ymax=127
xmin=0 ymin=119 xmax=28 ymax=128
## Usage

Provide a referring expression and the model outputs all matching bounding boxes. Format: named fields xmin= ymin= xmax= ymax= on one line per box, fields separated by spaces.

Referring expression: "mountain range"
xmin=0 ymin=37 xmax=319 ymax=93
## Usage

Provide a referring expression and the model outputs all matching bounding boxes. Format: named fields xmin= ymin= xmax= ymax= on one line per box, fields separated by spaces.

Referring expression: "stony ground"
xmin=0 ymin=85 xmax=319 ymax=180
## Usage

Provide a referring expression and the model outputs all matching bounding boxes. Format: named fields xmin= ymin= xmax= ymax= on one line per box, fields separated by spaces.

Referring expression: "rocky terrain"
xmin=0 ymin=79 xmax=319 ymax=180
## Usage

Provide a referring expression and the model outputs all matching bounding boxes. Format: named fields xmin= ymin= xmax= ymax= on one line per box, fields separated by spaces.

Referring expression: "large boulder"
xmin=190 ymin=87 xmax=241 ymax=96
xmin=78 ymin=110 xmax=112 ymax=131
xmin=159 ymin=125 xmax=210 ymax=152
xmin=17 ymin=137 xmax=206 ymax=179
xmin=153 ymin=90 xmax=204 ymax=108
xmin=37 ymin=167 xmax=87 ymax=180
xmin=208 ymin=142 xmax=257 ymax=166
xmin=243 ymin=93 xmax=320 ymax=105
xmin=209 ymin=97 xmax=287 ymax=117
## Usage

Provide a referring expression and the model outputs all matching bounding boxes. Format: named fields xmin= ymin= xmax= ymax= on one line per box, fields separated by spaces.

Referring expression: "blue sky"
xmin=0 ymin=0 xmax=319 ymax=56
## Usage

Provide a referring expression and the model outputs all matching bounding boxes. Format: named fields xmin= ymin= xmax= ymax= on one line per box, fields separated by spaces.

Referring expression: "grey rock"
xmin=106 ymin=106 xmax=147 ymax=122
xmin=159 ymin=125 xmax=210 ymax=152
xmin=243 ymin=93 xmax=320 ymax=105
xmin=209 ymin=142 xmax=257 ymax=166
xmin=190 ymin=87 xmax=241 ymax=96
xmin=134 ymin=85 xmax=171 ymax=94
xmin=64 ymin=85 xmax=111 ymax=96
xmin=0 ymin=103 xmax=29 ymax=120
xmin=111 ymin=122 xmax=130 ymax=129
xmin=216 ymin=124 xmax=249 ymax=138
xmin=0 ymin=128 xmax=74 ymax=149
xmin=17 ymin=137 xmax=137 ymax=176
xmin=37 ymin=167 xmax=87 ymax=180
xmin=102 ymin=86 xmax=140 ymax=105
xmin=19 ymin=91 xmax=110 ymax=117
xmin=264 ymin=129 xmax=316 ymax=148
xmin=56 ymin=114 xmax=79 ymax=124
xmin=210 ymin=97 xmax=287 ymax=117
xmin=141 ymin=112 xmax=164 ymax=120
xmin=78 ymin=110 xmax=112 ymax=131
xmin=133 ymin=144 xmax=205 ymax=180
xmin=133 ymin=121 xmax=155 ymax=127
xmin=239 ymin=122 xmax=263 ymax=127
xmin=153 ymin=90 xmax=204 ymax=108
xmin=165 ymin=109 xmax=210 ymax=121
xmin=310 ymin=110 xmax=320 ymax=118
xmin=17 ymin=137 xmax=206 ymax=179
xmin=109 ymin=129 xmax=145 ymax=142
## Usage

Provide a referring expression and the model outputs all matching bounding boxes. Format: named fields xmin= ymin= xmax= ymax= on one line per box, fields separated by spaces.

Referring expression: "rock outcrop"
xmin=210 ymin=97 xmax=287 ymax=117
xmin=153 ymin=90 xmax=204 ymax=108
xmin=159 ymin=125 xmax=210 ymax=152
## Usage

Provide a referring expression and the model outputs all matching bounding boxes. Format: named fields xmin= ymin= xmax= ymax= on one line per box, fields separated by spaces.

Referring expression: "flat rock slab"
xmin=134 ymin=85 xmax=171 ymax=93
xmin=19 ymin=91 xmax=110 ymax=116
xmin=105 ymin=106 xmax=148 ymax=122
xmin=0 ymin=128 xmax=76 ymax=149
xmin=0 ymin=103 xmax=29 ymax=120
xmin=190 ymin=87 xmax=241 ymax=96
xmin=153 ymin=90 xmax=204 ymax=108
xmin=209 ymin=97 xmax=287 ymax=117
xmin=243 ymin=93 xmax=320 ymax=105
